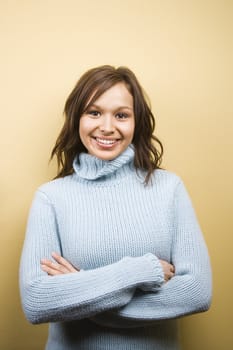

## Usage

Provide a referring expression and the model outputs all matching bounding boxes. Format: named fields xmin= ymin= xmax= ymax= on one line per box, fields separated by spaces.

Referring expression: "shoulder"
xmin=151 ymin=169 xmax=195 ymax=206
xmin=150 ymin=169 xmax=183 ymax=189
xmin=34 ymin=175 xmax=75 ymax=201
xmin=144 ymin=169 xmax=192 ymax=201
xmin=146 ymin=170 xmax=196 ymax=214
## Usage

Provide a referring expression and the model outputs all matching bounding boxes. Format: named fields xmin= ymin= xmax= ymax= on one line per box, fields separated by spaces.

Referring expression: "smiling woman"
xmin=19 ymin=65 xmax=212 ymax=350
xmin=79 ymin=83 xmax=135 ymax=160
xmin=50 ymin=65 xmax=163 ymax=183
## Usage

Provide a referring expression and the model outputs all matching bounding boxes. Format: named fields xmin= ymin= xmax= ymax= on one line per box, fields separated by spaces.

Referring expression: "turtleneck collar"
xmin=73 ymin=145 xmax=135 ymax=182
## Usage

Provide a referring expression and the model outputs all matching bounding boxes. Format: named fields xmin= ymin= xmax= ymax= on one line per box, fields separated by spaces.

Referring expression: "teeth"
xmin=96 ymin=138 xmax=117 ymax=145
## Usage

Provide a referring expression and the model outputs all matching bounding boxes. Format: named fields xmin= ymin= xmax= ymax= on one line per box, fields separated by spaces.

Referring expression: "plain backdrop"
xmin=0 ymin=1 xmax=232 ymax=349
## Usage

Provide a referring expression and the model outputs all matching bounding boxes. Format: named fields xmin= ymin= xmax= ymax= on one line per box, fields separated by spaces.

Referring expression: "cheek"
xmin=78 ymin=123 xmax=84 ymax=141
xmin=124 ymin=120 xmax=135 ymax=140
xmin=79 ymin=119 xmax=93 ymax=138
xmin=79 ymin=119 xmax=90 ymax=147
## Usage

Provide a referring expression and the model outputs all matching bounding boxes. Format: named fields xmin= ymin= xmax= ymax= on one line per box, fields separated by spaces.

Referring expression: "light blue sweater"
xmin=20 ymin=146 xmax=212 ymax=350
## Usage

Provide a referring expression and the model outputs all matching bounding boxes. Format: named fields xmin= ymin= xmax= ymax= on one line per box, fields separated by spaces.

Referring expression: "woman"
xmin=20 ymin=65 xmax=212 ymax=350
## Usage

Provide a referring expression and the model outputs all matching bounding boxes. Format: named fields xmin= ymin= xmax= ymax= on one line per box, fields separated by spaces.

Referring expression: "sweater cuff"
xmin=139 ymin=253 xmax=164 ymax=291
xmin=119 ymin=253 xmax=164 ymax=292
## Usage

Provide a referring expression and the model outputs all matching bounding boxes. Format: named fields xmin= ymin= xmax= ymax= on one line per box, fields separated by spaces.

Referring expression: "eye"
xmin=87 ymin=110 xmax=101 ymax=118
xmin=115 ymin=112 xmax=128 ymax=120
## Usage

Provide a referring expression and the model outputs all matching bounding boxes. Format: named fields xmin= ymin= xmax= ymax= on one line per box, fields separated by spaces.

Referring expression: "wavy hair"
xmin=51 ymin=65 xmax=163 ymax=184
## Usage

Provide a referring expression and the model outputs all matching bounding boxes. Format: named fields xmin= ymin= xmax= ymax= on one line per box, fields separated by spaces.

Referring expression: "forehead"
xmin=88 ymin=83 xmax=133 ymax=109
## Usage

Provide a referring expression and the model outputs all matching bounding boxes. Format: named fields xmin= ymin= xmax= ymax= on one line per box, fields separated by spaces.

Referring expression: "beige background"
xmin=1 ymin=0 xmax=232 ymax=349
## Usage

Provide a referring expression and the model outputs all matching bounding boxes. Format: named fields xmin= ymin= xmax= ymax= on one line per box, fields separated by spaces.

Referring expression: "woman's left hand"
xmin=41 ymin=252 xmax=79 ymax=276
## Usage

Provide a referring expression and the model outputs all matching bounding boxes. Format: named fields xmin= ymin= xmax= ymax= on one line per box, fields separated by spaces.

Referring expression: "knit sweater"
xmin=19 ymin=146 xmax=212 ymax=350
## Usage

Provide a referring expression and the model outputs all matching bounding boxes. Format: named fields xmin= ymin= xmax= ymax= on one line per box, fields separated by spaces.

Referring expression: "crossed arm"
xmin=20 ymin=181 xmax=212 ymax=326
xmin=41 ymin=252 xmax=175 ymax=282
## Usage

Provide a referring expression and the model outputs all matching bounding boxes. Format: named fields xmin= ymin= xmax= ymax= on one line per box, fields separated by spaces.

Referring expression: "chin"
xmin=90 ymin=148 xmax=125 ymax=161
xmin=94 ymin=152 xmax=119 ymax=161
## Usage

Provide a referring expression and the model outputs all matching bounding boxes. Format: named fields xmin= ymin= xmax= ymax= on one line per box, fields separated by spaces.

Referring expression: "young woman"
xmin=20 ymin=65 xmax=212 ymax=350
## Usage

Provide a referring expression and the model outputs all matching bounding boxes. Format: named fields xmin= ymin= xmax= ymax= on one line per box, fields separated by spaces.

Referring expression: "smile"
xmin=93 ymin=137 xmax=120 ymax=146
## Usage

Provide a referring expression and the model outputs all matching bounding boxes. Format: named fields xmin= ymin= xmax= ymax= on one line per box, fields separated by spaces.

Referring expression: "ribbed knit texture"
xmin=19 ymin=145 xmax=212 ymax=350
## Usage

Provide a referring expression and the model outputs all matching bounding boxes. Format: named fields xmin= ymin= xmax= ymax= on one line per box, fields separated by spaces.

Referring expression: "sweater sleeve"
xmin=19 ymin=190 xmax=164 ymax=324
xmin=90 ymin=180 xmax=212 ymax=328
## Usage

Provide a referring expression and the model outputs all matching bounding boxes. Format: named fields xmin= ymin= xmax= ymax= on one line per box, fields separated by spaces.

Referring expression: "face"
xmin=79 ymin=82 xmax=135 ymax=160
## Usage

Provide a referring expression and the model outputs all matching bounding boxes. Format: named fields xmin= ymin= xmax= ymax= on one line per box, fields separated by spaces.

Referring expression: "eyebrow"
xmin=88 ymin=103 xmax=133 ymax=111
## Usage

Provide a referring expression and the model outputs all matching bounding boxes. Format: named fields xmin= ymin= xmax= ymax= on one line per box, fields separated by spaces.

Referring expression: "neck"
xmin=72 ymin=145 xmax=135 ymax=182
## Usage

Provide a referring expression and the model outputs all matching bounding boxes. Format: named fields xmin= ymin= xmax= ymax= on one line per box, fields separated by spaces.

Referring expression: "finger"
xmin=41 ymin=258 xmax=59 ymax=269
xmin=170 ymin=265 xmax=175 ymax=273
xmin=41 ymin=258 xmax=70 ymax=274
xmin=41 ymin=264 xmax=63 ymax=276
xmin=166 ymin=270 xmax=175 ymax=282
xmin=169 ymin=272 xmax=174 ymax=278
xmin=52 ymin=252 xmax=79 ymax=272
xmin=52 ymin=252 xmax=78 ymax=272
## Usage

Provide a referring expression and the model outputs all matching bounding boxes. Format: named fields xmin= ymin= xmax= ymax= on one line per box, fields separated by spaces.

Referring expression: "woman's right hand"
xmin=41 ymin=252 xmax=79 ymax=276
xmin=159 ymin=259 xmax=175 ymax=282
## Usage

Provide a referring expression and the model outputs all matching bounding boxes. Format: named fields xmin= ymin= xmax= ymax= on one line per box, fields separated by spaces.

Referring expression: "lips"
xmin=92 ymin=137 xmax=121 ymax=147
xmin=95 ymin=137 xmax=119 ymax=145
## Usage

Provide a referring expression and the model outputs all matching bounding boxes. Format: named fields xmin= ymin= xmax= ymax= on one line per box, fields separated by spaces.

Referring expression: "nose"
xmin=99 ymin=115 xmax=115 ymax=134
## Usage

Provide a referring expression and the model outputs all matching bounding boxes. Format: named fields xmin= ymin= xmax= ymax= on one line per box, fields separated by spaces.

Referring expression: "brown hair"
xmin=51 ymin=65 xmax=163 ymax=184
